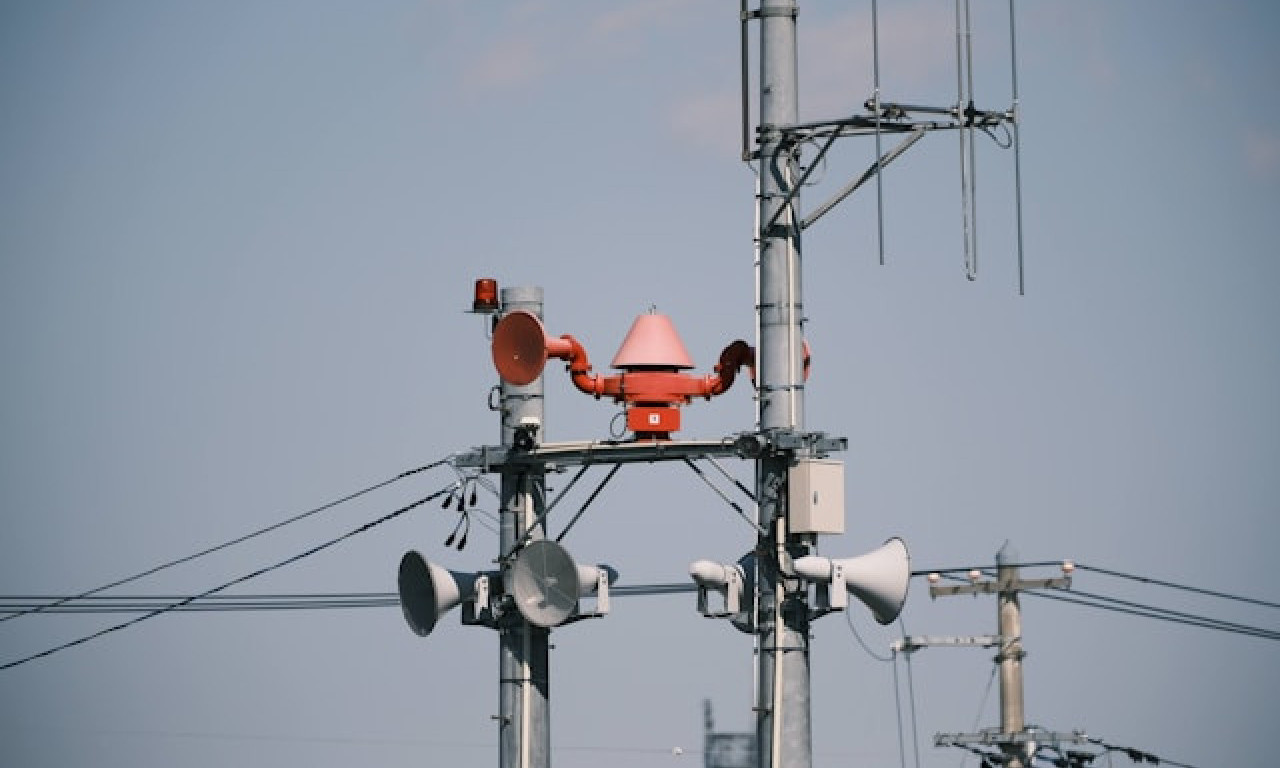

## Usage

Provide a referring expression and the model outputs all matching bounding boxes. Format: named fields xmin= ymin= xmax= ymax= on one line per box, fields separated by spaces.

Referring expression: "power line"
xmin=0 ymin=583 xmax=698 ymax=616
xmin=0 ymin=459 xmax=450 ymax=624
xmin=1023 ymin=588 xmax=1280 ymax=642
xmin=0 ymin=594 xmax=400 ymax=613
xmin=919 ymin=560 xmax=1280 ymax=620
xmin=1087 ymin=737 xmax=1200 ymax=768
xmin=1052 ymin=586 xmax=1280 ymax=638
xmin=1073 ymin=563 xmax=1280 ymax=610
xmin=958 ymin=666 xmax=998 ymax=768
xmin=901 ymin=622 xmax=922 ymax=768
xmin=0 ymin=486 xmax=451 ymax=672
xmin=928 ymin=568 xmax=1280 ymax=642
xmin=845 ymin=607 xmax=893 ymax=663
xmin=912 ymin=562 xmax=1065 ymax=577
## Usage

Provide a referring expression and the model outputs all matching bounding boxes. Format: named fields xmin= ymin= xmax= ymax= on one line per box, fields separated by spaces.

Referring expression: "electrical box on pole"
xmin=787 ymin=459 xmax=844 ymax=535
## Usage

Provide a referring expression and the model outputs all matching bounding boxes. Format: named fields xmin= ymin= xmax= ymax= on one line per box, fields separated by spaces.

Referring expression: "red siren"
xmin=491 ymin=310 xmax=574 ymax=386
xmin=490 ymin=306 xmax=768 ymax=439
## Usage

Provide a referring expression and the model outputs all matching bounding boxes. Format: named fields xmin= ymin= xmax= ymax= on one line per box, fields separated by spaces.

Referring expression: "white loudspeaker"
xmin=688 ymin=554 xmax=756 ymax=634
xmin=510 ymin=539 xmax=616 ymax=628
xmin=793 ymin=537 xmax=910 ymax=625
xmin=690 ymin=560 xmax=745 ymax=615
xmin=398 ymin=550 xmax=487 ymax=637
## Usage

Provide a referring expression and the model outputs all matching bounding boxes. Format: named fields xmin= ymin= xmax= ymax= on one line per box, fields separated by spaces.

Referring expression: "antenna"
xmin=763 ymin=1 xmax=1028 ymax=291
xmin=956 ymin=0 xmax=979 ymax=281
xmin=1009 ymin=0 xmax=1027 ymax=295
xmin=871 ymin=0 xmax=885 ymax=266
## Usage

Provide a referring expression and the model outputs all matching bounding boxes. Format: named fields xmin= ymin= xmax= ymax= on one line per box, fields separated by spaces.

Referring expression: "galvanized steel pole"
xmin=497 ymin=286 xmax=550 ymax=768
xmin=754 ymin=2 xmax=812 ymax=767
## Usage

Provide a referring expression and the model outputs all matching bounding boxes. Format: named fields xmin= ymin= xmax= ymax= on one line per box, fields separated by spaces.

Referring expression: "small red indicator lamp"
xmin=472 ymin=278 xmax=500 ymax=313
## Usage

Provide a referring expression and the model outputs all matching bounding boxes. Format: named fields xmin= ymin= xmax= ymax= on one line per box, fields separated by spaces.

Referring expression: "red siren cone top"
xmin=610 ymin=311 xmax=694 ymax=370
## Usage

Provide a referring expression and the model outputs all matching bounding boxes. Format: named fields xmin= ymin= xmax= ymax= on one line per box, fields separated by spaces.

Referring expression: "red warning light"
xmin=472 ymin=278 xmax=500 ymax=313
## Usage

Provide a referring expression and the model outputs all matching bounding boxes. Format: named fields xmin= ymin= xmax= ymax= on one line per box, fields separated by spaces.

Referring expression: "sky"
xmin=1 ymin=1 xmax=1277 ymax=767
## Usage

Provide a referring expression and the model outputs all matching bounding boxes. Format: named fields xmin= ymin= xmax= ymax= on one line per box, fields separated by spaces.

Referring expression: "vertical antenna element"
xmin=872 ymin=0 xmax=885 ymax=266
xmin=1009 ymin=0 xmax=1026 ymax=295
xmin=740 ymin=0 xmax=752 ymax=162
xmin=955 ymin=0 xmax=979 ymax=281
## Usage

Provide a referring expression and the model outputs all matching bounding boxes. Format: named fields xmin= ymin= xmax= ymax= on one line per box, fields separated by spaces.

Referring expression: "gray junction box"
xmin=787 ymin=459 xmax=845 ymax=535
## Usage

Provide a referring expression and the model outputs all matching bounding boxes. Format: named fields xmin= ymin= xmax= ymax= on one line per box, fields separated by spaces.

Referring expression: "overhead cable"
xmin=901 ymin=617 xmax=922 ymax=768
xmin=1074 ymin=563 xmax=1280 ymax=610
xmin=0 ymin=583 xmax=698 ymax=616
xmin=0 ymin=459 xmax=449 ymax=624
xmin=917 ymin=560 xmax=1280 ymax=613
xmin=911 ymin=561 xmax=1064 ymax=577
xmin=844 ymin=608 xmax=893 ymax=663
xmin=0 ymin=486 xmax=451 ymax=672
xmin=1024 ymin=589 xmax=1280 ymax=642
xmin=1087 ymin=736 xmax=1200 ymax=768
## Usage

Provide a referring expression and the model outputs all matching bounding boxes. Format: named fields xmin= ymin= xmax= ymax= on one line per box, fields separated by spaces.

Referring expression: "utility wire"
xmin=1048 ymin=586 xmax=1279 ymax=638
xmin=918 ymin=560 xmax=1280 ymax=618
xmin=956 ymin=665 xmax=998 ymax=768
xmin=928 ymin=568 xmax=1279 ymax=641
xmin=0 ymin=583 xmax=698 ymax=616
xmin=0 ymin=486 xmax=451 ymax=672
xmin=1023 ymin=589 xmax=1280 ymax=641
xmin=0 ymin=460 xmax=449 ymax=624
xmin=892 ymin=648 xmax=908 ymax=768
xmin=845 ymin=609 xmax=893 ymax=663
xmin=1088 ymin=737 xmax=1200 ymax=768
xmin=0 ymin=595 xmax=400 ymax=613
xmin=902 ymin=620 xmax=922 ymax=768
xmin=912 ymin=561 xmax=1065 ymax=577
xmin=1074 ymin=563 xmax=1280 ymax=610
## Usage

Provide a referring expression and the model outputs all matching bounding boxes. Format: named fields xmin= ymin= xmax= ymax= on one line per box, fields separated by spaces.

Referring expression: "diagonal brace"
xmin=802 ymin=126 xmax=926 ymax=231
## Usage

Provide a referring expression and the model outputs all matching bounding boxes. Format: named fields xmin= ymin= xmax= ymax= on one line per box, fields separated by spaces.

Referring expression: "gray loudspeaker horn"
xmin=510 ymin=539 xmax=616 ymax=628
xmin=688 ymin=553 xmax=756 ymax=634
xmin=397 ymin=550 xmax=484 ymax=637
xmin=793 ymin=537 xmax=910 ymax=625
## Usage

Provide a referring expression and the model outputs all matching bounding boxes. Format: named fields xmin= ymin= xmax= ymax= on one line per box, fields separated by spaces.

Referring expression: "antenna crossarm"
xmin=774 ymin=97 xmax=1015 ymax=142
xmin=753 ymin=97 xmax=1017 ymax=236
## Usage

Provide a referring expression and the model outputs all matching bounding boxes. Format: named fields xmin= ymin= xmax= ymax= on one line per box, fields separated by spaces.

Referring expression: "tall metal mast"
xmin=753 ymin=2 xmax=811 ymax=767
xmin=497 ymin=286 xmax=550 ymax=768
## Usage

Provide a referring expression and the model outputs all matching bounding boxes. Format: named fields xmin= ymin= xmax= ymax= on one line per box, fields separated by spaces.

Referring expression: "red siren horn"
xmin=491 ymin=310 xmax=551 ymax=385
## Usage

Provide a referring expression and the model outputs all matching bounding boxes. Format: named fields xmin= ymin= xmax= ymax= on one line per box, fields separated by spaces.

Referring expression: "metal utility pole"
xmin=930 ymin=542 xmax=1076 ymax=767
xmin=496 ymin=286 xmax=550 ymax=768
xmin=752 ymin=2 xmax=812 ymax=768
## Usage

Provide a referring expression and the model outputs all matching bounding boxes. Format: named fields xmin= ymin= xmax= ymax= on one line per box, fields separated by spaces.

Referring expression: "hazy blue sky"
xmin=1 ymin=2 xmax=1277 ymax=767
